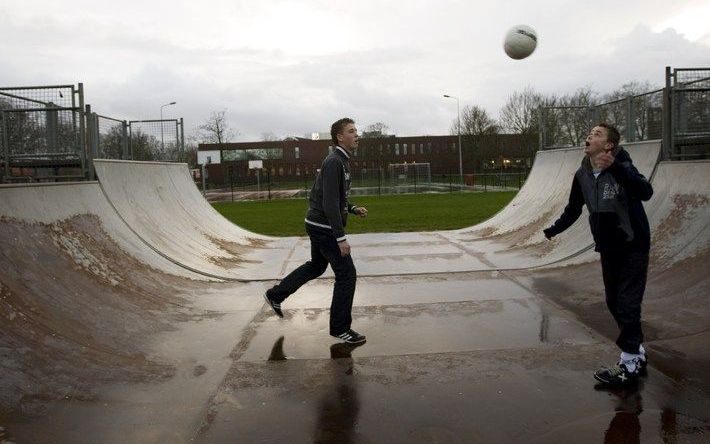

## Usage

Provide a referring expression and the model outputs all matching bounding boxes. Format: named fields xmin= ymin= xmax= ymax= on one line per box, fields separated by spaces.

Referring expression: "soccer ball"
xmin=503 ymin=25 xmax=537 ymax=60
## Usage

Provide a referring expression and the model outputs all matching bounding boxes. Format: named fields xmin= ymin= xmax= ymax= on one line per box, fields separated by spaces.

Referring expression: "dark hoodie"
xmin=305 ymin=147 xmax=358 ymax=242
xmin=544 ymin=147 xmax=654 ymax=253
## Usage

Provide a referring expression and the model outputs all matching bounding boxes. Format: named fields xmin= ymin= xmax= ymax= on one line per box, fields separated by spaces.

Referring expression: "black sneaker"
xmin=331 ymin=329 xmax=366 ymax=344
xmin=594 ymin=363 xmax=639 ymax=386
xmin=263 ymin=292 xmax=283 ymax=318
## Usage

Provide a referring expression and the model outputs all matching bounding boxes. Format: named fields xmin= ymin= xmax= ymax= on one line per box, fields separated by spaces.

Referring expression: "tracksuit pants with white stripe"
xmin=267 ymin=223 xmax=356 ymax=336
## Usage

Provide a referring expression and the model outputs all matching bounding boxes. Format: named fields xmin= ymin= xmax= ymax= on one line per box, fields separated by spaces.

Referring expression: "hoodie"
xmin=544 ymin=147 xmax=653 ymax=252
xmin=305 ymin=146 xmax=358 ymax=242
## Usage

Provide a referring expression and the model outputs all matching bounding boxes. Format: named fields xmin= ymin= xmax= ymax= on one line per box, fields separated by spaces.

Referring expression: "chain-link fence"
xmin=670 ymin=68 xmax=710 ymax=159
xmin=0 ymin=82 xmax=187 ymax=182
xmin=204 ymin=165 xmax=528 ymax=202
xmin=540 ymin=66 xmax=709 ymax=160
xmin=0 ymin=85 xmax=86 ymax=181
xmin=96 ymin=115 xmax=128 ymax=160
xmin=128 ymin=119 xmax=184 ymax=162
xmin=540 ymin=89 xmax=664 ymax=148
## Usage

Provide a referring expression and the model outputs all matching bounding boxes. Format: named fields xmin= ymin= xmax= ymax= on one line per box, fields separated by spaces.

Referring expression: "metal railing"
xmin=668 ymin=67 xmax=710 ymax=160
xmin=0 ymin=84 xmax=86 ymax=181
xmin=0 ymin=82 xmax=187 ymax=182
xmin=539 ymin=66 xmax=709 ymax=160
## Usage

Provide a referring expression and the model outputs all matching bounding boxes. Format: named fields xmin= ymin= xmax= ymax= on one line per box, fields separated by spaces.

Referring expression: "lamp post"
xmin=160 ymin=101 xmax=176 ymax=151
xmin=443 ymin=94 xmax=463 ymax=183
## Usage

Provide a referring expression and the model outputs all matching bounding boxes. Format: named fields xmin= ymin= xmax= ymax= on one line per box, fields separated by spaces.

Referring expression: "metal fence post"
xmin=175 ymin=120 xmax=180 ymax=158
xmin=589 ymin=106 xmax=599 ymax=126
xmin=121 ymin=121 xmax=129 ymax=160
xmin=538 ymin=106 xmax=545 ymax=149
xmin=78 ymin=83 xmax=88 ymax=178
xmin=45 ymin=102 xmax=58 ymax=154
xmin=180 ymin=117 xmax=185 ymax=152
xmin=129 ymin=122 xmax=135 ymax=160
xmin=85 ymin=104 xmax=96 ymax=180
xmin=662 ymin=66 xmax=673 ymax=160
xmin=626 ymin=96 xmax=635 ymax=142
xmin=1 ymin=111 xmax=8 ymax=180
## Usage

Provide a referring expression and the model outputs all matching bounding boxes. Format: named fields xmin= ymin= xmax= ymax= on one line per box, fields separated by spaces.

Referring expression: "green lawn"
xmin=212 ymin=191 xmax=516 ymax=236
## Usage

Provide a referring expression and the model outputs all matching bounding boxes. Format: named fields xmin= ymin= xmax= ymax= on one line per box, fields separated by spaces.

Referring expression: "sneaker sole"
xmin=593 ymin=371 xmax=638 ymax=386
xmin=263 ymin=293 xmax=283 ymax=318
xmin=331 ymin=335 xmax=367 ymax=345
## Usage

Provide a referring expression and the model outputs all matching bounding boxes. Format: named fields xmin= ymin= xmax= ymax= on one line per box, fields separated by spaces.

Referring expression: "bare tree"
xmin=601 ymin=81 xmax=659 ymax=141
xmin=197 ymin=109 xmax=237 ymax=147
xmin=97 ymin=125 xmax=125 ymax=159
xmin=557 ymin=87 xmax=598 ymax=146
xmin=130 ymin=130 xmax=161 ymax=161
xmin=450 ymin=105 xmax=499 ymax=136
xmin=362 ymin=122 xmax=390 ymax=138
xmin=499 ymin=87 xmax=545 ymax=135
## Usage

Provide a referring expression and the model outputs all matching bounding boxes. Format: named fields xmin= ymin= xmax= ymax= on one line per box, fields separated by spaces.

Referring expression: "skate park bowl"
xmin=1 ymin=140 xmax=709 ymax=443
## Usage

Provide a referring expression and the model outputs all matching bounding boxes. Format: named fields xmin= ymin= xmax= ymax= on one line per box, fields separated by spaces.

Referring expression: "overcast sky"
xmin=1 ymin=0 xmax=709 ymax=141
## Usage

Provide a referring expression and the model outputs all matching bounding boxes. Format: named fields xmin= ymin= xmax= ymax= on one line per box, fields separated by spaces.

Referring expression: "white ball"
xmin=503 ymin=25 xmax=537 ymax=60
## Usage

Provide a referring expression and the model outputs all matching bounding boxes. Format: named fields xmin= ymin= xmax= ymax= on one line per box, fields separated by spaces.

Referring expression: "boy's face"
xmin=337 ymin=123 xmax=359 ymax=150
xmin=584 ymin=126 xmax=613 ymax=156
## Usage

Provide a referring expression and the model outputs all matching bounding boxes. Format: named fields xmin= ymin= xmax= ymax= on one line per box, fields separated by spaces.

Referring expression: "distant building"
xmin=308 ymin=132 xmax=331 ymax=141
xmin=197 ymin=133 xmax=538 ymax=185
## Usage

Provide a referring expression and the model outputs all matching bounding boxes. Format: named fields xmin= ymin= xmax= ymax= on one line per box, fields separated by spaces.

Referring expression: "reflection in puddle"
xmin=313 ymin=342 xmax=365 ymax=444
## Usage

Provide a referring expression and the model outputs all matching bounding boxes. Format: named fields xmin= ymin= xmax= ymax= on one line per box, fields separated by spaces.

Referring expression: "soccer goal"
xmin=388 ymin=162 xmax=431 ymax=188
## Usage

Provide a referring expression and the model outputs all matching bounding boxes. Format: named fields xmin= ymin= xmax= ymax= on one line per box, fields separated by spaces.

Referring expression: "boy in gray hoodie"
xmin=544 ymin=123 xmax=653 ymax=386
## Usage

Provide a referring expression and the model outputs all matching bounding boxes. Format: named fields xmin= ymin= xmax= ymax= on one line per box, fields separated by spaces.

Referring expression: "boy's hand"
xmin=339 ymin=240 xmax=351 ymax=257
xmin=596 ymin=151 xmax=615 ymax=170
xmin=355 ymin=206 xmax=368 ymax=218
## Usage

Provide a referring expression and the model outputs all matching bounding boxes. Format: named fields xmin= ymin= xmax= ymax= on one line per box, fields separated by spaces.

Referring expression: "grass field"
xmin=212 ymin=191 xmax=517 ymax=236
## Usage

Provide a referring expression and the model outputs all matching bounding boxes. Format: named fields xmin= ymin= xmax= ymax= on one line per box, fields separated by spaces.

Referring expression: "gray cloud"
xmin=1 ymin=1 xmax=708 ymax=141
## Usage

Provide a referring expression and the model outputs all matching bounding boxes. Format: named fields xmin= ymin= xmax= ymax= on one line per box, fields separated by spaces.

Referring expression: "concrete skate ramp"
xmin=645 ymin=160 xmax=710 ymax=267
xmin=0 ymin=181 xmax=227 ymax=418
xmin=453 ymin=140 xmax=661 ymax=267
xmin=94 ymin=160 xmax=298 ymax=281
xmin=90 ymin=142 xmax=659 ymax=280
xmin=2 ymin=150 xmax=710 ymax=443
xmin=0 ymin=181 xmax=209 ymax=280
xmin=338 ymin=140 xmax=661 ymax=276
xmin=527 ymin=159 xmax=710 ymax=392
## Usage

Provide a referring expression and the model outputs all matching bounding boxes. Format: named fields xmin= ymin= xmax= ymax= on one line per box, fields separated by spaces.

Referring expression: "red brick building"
xmin=198 ymin=133 xmax=538 ymax=185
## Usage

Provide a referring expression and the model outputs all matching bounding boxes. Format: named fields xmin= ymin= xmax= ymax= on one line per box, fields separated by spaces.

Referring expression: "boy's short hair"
xmin=331 ymin=118 xmax=355 ymax=146
xmin=597 ymin=122 xmax=620 ymax=149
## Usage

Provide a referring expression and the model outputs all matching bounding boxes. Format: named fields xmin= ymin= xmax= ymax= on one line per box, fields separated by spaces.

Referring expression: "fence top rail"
xmin=597 ymin=97 xmax=628 ymax=106
xmin=632 ymin=88 xmax=664 ymax=98
xmin=1 ymin=106 xmax=78 ymax=112
xmin=673 ymin=87 xmax=710 ymax=92
xmin=94 ymin=158 xmax=188 ymax=167
xmin=542 ymin=105 xmax=591 ymax=110
xmin=673 ymin=67 xmax=710 ymax=72
xmin=10 ymin=153 xmax=81 ymax=158
xmin=0 ymin=180 xmax=97 ymax=190
xmin=129 ymin=119 xmax=179 ymax=124
xmin=0 ymin=91 xmax=49 ymax=106
xmin=96 ymin=114 xmax=125 ymax=124
xmin=0 ymin=84 xmax=76 ymax=91
xmin=543 ymin=88 xmax=665 ymax=111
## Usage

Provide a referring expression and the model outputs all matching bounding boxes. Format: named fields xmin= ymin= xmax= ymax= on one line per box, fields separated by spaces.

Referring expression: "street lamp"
xmin=160 ymin=101 xmax=177 ymax=151
xmin=443 ymin=94 xmax=463 ymax=183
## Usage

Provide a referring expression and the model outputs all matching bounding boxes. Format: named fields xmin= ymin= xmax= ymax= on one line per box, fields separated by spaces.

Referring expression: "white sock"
xmin=619 ymin=351 xmax=642 ymax=372
xmin=639 ymin=344 xmax=646 ymax=358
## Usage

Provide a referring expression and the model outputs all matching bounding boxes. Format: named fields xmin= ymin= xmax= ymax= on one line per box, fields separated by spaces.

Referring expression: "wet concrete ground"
xmin=4 ymin=272 xmax=710 ymax=443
